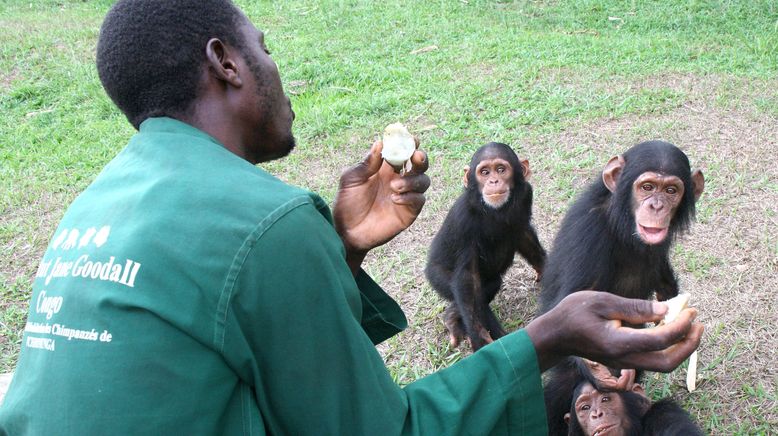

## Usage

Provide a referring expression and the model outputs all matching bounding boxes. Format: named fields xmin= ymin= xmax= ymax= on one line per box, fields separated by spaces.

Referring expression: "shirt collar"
xmin=138 ymin=117 xmax=222 ymax=147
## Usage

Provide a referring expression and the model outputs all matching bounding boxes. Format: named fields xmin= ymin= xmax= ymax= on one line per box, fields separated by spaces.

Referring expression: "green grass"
xmin=2 ymin=0 xmax=777 ymax=432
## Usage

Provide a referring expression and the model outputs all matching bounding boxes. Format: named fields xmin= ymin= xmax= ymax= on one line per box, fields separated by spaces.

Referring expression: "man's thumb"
xmin=340 ymin=141 xmax=384 ymax=187
xmin=597 ymin=293 xmax=667 ymax=325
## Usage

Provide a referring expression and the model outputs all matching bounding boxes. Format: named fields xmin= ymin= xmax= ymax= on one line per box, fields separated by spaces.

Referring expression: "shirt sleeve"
xmin=354 ymin=268 xmax=408 ymax=345
xmin=218 ymin=201 xmax=548 ymax=435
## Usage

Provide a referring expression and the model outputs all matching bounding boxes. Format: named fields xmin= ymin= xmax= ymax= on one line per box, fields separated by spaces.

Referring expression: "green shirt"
xmin=0 ymin=118 xmax=547 ymax=435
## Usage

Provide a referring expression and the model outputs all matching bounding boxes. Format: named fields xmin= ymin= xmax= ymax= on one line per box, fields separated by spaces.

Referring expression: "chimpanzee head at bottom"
xmin=564 ymin=380 xmax=703 ymax=436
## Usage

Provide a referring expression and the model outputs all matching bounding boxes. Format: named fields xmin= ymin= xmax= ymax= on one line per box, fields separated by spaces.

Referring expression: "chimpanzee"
xmin=539 ymin=141 xmax=704 ymax=434
xmin=539 ymin=140 xmax=705 ymax=313
xmin=425 ymin=142 xmax=546 ymax=351
xmin=565 ymin=377 xmax=703 ymax=436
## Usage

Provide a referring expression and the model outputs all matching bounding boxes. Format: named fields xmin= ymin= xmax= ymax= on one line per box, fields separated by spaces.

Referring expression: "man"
xmin=0 ymin=0 xmax=703 ymax=434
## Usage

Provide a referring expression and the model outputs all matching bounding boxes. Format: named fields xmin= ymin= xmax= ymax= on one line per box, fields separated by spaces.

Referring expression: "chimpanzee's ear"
xmin=691 ymin=169 xmax=705 ymax=201
xmin=631 ymin=383 xmax=646 ymax=396
xmin=630 ymin=383 xmax=652 ymax=415
xmin=520 ymin=158 xmax=531 ymax=181
xmin=602 ymin=155 xmax=626 ymax=193
xmin=463 ymin=166 xmax=470 ymax=188
xmin=564 ymin=413 xmax=571 ymax=425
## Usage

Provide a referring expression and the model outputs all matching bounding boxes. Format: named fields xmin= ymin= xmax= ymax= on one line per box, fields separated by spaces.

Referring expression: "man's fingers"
xmin=339 ymin=141 xmax=384 ymax=188
xmin=610 ymin=322 xmax=704 ymax=372
xmin=406 ymin=149 xmax=429 ymax=175
xmin=608 ymin=307 xmax=698 ymax=354
xmin=363 ymin=140 xmax=385 ymax=175
xmin=390 ymin=173 xmax=431 ymax=194
xmin=587 ymin=291 xmax=668 ymax=325
xmin=390 ymin=192 xmax=426 ymax=209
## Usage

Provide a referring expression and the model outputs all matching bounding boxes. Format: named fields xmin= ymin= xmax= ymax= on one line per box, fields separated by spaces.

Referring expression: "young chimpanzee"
xmin=565 ymin=375 xmax=703 ymax=435
xmin=539 ymin=140 xmax=705 ymax=313
xmin=539 ymin=141 xmax=704 ymax=434
xmin=545 ymin=358 xmax=702 ymax=435
xmin=425 ymin=142 xmax=546 ymax=351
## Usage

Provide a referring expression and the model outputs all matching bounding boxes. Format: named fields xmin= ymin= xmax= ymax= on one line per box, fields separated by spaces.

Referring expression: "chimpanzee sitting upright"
xmin=539 ymin=140 xmax=705 ymax=313
xmin=425 ymin=142 xmax=546 ymax=351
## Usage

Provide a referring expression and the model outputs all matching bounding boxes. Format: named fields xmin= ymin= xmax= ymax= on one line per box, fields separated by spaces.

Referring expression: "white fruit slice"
xmin=659 ymin=293 xmax=699 ymax=393
xmin=687 ymin=350 xmax=698 ymax=392
xmin=662 ymin=293 xmax=691 ymax=324
xmin=382 ymin=123 xmax=415 ymax=168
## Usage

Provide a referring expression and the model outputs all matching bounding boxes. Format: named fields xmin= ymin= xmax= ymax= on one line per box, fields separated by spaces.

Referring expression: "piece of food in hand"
xmin=382 ymin=123 xmax=415 ymax=171
xmin=661 ymin=292 xmax=691 ymax=324
xmin=658 ymin=293 xmax=699 ymax=392
xmin=686 ymin=350 xmax=698 ymax=392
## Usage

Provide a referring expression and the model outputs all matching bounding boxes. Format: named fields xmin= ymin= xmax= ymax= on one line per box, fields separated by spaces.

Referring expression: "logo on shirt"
xmin=52 ymin=226 xmax=111 ymax=250
xmin=38 ymin=225 xmax=142 ymax=288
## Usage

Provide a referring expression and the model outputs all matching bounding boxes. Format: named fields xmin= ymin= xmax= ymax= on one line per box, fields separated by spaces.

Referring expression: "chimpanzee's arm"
xmin=655 ymin=260 xmax=680 ymax=301
xmin=515 ymin=187 xmax=546 ymax=279
xmin=517 ymin=225 xmax=546 ymax=278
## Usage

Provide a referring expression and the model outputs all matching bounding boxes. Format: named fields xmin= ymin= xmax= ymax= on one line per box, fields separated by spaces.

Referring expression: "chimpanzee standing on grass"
xmin=425 ymin=142 xmax=546 ymax=351
xmin=539 ymin=140 xmax=705 ymax=434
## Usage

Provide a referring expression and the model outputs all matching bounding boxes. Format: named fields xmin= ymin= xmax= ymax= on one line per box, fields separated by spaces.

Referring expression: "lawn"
xmin=1 ymin=0 xmax=776 ymax=433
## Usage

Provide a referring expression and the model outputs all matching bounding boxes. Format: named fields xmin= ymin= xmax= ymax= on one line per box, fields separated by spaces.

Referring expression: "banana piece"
xmin=662 ymin=293 xmax=691 ymax=324
xmin=382 ymin=123 xmax=415 ymax=171
xmin=659 ymin=293 xmax=698 ymax=392
xmin=686 ymin=350 xmax=698 ymax=392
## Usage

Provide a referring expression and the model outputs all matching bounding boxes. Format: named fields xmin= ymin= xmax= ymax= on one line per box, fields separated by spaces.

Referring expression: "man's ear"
xmin=205 ymin=38 xmax=242 ymax=87
xmin=463 ymin=166 xmax=470 ymax=188
xmin=520 ymin=158 xmax=531 ymax=181
xmin=691 ymin=169 xmax=705 ymax=201
xmin=602 ymin=155 xmax=625 ymax=193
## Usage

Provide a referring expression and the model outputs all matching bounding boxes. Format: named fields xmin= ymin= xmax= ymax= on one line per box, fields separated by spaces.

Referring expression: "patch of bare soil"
xmin=375 ymin=73 xmax=777 ymax=431
xmin=1 ymin=67 xmax=19 ymax=91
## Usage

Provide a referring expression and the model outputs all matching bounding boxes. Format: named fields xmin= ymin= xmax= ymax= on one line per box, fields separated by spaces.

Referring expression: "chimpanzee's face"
xmin=630 ymin=172 xmax=685 ymax=245
xmin=572 ymin=383 xmax=630 ymax=436
xmin=474 ymin=157 xmax=513 ymax=209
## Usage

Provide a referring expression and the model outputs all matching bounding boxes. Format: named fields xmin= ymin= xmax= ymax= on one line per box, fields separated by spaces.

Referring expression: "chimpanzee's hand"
xmin=525 ymin=291 xmax=703 ymax=373
xmin=333 ymin=139 xmax=430 ymax=275
xmin=582 ymin=359 xmax=637 ymax=392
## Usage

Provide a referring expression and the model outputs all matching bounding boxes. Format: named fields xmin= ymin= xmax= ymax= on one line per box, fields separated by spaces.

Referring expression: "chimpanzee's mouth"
xmin=592 ymin=424 xmax=616 ymax=436
xmin=637 ymin=224 xmax=668 ymax=245
xmin=483 ymin=191 xmax=509 ymax=209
